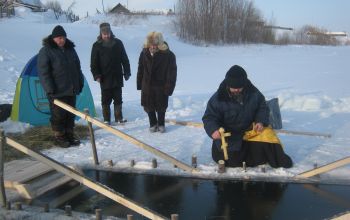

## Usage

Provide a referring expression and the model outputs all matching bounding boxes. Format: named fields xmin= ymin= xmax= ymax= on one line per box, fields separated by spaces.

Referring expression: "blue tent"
xmin=11 ymin=54 xmax=96 ymax=125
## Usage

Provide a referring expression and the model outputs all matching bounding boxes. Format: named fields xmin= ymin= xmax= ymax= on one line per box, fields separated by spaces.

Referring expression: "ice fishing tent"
xmin=11 ymin=54 xmax=96 ymax=125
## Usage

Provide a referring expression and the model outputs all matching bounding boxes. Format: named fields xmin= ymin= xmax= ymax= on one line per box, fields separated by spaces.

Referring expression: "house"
xmin=109 ymin=3 xmax=130 ymax=14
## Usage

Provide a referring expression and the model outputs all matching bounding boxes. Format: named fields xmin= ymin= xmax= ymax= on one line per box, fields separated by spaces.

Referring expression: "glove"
xmin=124 ymin=73 xmax=130 ymax=81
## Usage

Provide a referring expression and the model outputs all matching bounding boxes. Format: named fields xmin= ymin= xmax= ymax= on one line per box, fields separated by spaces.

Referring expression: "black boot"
xmin=148 ymin=111 xmax=158 ymax=132
xmin=157 ymin=112 xmax=166 ymax=133
xmin=54 ymin=131 xmax=70 ymax=148
xmin=114 ymin=104 xmax=127 ymax=123
xmin=102 ymin=105 xmax=111 ymax=124
xmin=65 ymin=129 xmax=81 ymax=146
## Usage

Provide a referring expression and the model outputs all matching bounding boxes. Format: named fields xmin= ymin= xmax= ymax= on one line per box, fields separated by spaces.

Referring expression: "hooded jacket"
xmin=37 ymin=36 xmax=84 ymax=97
xmin=202 ymin=79 xmax=269 ymax=152
xmin=90 ymin=33 xmax=130 ymax=89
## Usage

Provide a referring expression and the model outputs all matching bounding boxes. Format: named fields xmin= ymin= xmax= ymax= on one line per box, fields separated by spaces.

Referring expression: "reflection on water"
xmin=59 ymin=170 xmax=350 ymax=219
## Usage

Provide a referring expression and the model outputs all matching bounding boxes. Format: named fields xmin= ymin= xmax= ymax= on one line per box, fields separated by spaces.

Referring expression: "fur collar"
xmin=42 ymin=35 xmax=75 ymax=49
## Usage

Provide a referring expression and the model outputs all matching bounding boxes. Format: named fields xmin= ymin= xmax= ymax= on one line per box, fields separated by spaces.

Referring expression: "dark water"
xmin=51 ymin=170 xmax=350 ymax=220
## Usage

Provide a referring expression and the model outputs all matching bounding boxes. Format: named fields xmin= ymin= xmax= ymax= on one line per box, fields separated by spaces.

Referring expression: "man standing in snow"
xmin=137 ymin=32 xmax=177 ymax=133
xmin=37 ymin=25 xmax=84 ymax=147
xmin=202 ymin=65 xmax=292 ymax=168
xmin=90 ymin=22 xmax=131 ymax=124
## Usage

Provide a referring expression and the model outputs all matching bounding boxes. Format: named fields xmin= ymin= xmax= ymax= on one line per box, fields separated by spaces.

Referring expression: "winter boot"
xmin=148 ymin=111 xmax=158 ymax=132
xmin=114 ymin=104 xmax=127 ymax=123
xmin=157 ymin=112 xmax=166 ymax=133
xmin=102 ymin=105 xmax=111 ymax=124
xmin=65 ymin=129 xmax=81 ymax=146
xmin=54 ymin=131 xmax=70 ymax=148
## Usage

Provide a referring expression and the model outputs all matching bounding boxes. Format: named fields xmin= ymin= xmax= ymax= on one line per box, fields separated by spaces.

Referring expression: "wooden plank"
xmin=165 ymin=119 xmax=331 ymax=138
xmin=4 ymin=162 xmax=54 ymax=188
xmin=331 ymin=212 xmax=350 ymax=220
xmin=6 ymin=137 xmax=167 ymax=220
xmin=296 ymin=157 xmax=350 ymax=178
xmin=54 ymin=99 xmax=198 ymax=174
xmin=0 ymin=130 xmax=6 ymax=207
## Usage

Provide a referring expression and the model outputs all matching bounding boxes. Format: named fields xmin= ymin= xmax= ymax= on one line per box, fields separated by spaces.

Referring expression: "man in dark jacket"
xmin=90 ymin=23 xmax=131 ymax=124
xmin=202 ymin=65 xmax=292 ymax=168
xmin=37 ymin=25 xmax=84 ymax=147
xmin=137 ymin=32 xmax=177 ymax=133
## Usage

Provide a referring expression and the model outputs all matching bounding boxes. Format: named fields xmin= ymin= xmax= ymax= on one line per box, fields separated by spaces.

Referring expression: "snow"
xmin=1 ymin=8 xmax=350 ymax=183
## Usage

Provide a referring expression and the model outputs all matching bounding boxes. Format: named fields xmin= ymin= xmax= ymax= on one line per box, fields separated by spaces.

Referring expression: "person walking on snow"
xmin=90 ymin=22 xmax=131 ymax=124
xmin=37 ymin=25 xmax=84 ymax=147
xmin=202 ymin=65 xmax=293 ymax=168
xmin=137 ymin=32 xmax=177 ymax=133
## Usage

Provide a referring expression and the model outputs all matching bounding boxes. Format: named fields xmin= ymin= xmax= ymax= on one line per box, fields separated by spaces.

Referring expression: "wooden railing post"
xmin=84 ymin=109 xmax=99 ymax=165
xmin=0 ymin=129 xmax=7 ymax=207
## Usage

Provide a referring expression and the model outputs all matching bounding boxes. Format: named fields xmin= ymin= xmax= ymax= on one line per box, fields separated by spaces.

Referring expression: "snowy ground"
xmin=1 ymin=7 xmax=350 ymax=183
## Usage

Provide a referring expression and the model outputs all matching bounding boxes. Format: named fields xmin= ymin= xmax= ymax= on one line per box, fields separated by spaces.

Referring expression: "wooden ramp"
xmin=4 ymin=159 xmax=74 ymax=199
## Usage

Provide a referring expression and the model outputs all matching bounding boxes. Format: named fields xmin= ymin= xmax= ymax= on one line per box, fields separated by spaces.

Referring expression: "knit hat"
xmin=51 ymin=25 xmax=67 ymax=38
xmin=225 ymin=65 xmax=248 ymax=88
xmin=100 ymin=22 xmax=111 ymax=33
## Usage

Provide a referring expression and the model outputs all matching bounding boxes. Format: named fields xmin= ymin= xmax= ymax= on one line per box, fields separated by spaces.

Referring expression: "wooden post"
xmin=171 ymin=214 xmax=179 ymax=220
xmin=152 ymin=158 xmax=157 ymax=168
xmin=54 ymin=100 xmax=198 ymax=173
xmin=15 ymin=202 xmax=22 ymax=210
xmin=242 ymin=161 xmax=246 ymax=172
xmin=192 ymin=155 xmax=197 ymax=168
xmin=6 ymin=201 xmax=11 ymax=210
xmin=0 ymin=130 xmax=6 ymax=208
xmin=65 ymin=205 xmax=72 ymax=216
xmin=108 ymin=160 xmax=114 ymax=167
xmin=6 ymin=138 xmax=167 ymax=220
xmin=218 ymin=160 xmax=225 ymax=173
xmin=84 ymin=109 xmax=99 ymax=165
xmin=95 ymin=208 xmax=102 ymax=220
xmin=44 ymin=203 xmax=49 ymax=212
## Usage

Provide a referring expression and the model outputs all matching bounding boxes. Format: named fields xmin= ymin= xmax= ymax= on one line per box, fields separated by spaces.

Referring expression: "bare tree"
xmin=45 ymin=0 xmax=62 ymax=20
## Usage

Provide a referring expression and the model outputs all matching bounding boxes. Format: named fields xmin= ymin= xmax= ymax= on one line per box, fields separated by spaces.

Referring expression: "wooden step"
xmin=4 ymin=159 xmax=54 ymax=188
xmin=4 ymin=159 xmax=80 ymax=199
xmin=15 ymin=170 xmax=73 ymax=199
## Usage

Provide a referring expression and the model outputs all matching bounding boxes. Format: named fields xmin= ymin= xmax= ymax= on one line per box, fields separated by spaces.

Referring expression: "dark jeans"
xmin=101 ymin=87 xmax=122 ymax=106
xmin=48 ymin=96 xmax=76 ymax=132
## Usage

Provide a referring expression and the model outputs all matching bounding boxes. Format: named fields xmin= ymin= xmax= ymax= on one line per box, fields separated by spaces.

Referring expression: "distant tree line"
xmin=45 ymin=0 xmax=79 ymax=22
xmin=175 ymin=0 xmax=346 ymax=46
xmin=175 ymin=0 xmax=275 ymax=44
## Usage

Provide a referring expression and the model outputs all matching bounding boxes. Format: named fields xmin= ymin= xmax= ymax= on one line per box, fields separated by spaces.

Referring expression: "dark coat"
xmin=90 ymin=36 xmax=130 ymax=89
xmin=202 ymin=79 xmax=269 ymax=152
xmin=137 ymin=48 xmax=177 ymax=112
xmin=37 ymin=36 xmax=84 ymax=98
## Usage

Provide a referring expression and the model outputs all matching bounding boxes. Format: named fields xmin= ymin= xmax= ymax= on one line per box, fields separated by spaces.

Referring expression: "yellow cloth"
xmin=243 ymin=126 xmax=282 ymax=145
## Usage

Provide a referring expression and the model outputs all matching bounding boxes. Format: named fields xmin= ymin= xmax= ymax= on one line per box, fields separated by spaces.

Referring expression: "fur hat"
xmin=51 ymin=25 xmax=66 ymax=38
xmin=100 ymin=22 xmax=111 ymax=33
xmin=225 ymin=65 xmax=248 ymax=88
xmin=144 ymin=31 xmax=168 ymax=51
